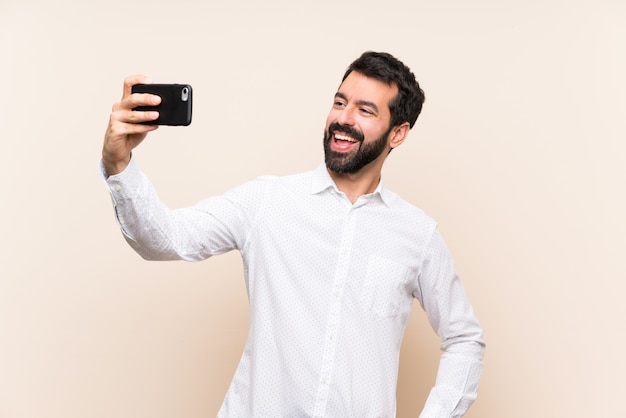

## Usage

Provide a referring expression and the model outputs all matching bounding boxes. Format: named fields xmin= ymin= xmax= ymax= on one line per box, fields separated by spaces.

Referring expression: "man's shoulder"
xmin=381 ymin=187 xmax=439 ymax=235
xmin=383 ymin=187 xmax=432 ymax=217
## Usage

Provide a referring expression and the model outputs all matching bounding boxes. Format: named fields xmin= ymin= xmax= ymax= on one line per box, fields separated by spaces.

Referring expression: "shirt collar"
xmin=309 ymin=163 xmax=393 ymax=208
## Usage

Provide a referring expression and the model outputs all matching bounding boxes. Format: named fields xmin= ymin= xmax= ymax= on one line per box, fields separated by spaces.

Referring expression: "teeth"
xmin=335 ymin=133 xmax=357 ymax=142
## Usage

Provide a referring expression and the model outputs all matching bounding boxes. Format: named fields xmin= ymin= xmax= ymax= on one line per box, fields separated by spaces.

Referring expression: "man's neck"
xmin=327 ymin=165 xmax=382 ymax=204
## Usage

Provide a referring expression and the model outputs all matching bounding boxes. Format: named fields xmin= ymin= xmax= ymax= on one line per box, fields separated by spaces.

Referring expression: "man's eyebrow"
xmin=334 ymin=92 xmax=348 ymax=101
xmin=357 ymin=100 xmax=379 ymax=113
xmin=334 ymin=92 xmax=379 ymax=113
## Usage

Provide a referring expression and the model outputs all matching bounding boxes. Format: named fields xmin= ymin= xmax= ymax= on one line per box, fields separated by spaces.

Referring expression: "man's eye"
xmin=360 ymin=108 xmax=374 ymax=115
xmin=334 ymin=101 xmax=346 ymax=107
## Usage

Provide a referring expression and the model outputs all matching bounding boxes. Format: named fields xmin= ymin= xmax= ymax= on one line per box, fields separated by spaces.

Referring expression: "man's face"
xmin=324 ymin=72 xmax=398 ymax=174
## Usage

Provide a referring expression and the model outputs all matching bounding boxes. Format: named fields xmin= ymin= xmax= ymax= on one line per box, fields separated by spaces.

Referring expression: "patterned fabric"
xmin=102 ymin=159 xmax=485 ymax=417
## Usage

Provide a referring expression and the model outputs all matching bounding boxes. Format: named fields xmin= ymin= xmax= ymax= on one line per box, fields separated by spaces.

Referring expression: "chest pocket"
xmin=360 ymin=255 xmax=412 ymax=318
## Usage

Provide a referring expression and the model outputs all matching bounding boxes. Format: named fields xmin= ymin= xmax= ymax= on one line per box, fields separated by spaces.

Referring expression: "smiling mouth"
xmin=331 ymin=131 xmax=362 ymax=152
xmin=333 ymin=132 xmax=359 ymax=143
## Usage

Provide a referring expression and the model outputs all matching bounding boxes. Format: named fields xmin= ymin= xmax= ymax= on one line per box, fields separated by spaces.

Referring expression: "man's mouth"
xmin=326 ymin=123 xmax=364 ymax=153
xmin=331 ymin=131 xmax=361 ymax=152
xmin=333 ymin=132 xmax=359 ymax=143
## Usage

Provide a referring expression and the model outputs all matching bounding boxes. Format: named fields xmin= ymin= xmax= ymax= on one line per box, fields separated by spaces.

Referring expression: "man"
xmin=101 ymin=51 xmax=485 ymax=417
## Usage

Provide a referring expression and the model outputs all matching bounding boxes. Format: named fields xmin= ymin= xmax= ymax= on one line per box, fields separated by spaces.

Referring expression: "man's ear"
xmin=389 ymin=122 xmax=411 ymax=150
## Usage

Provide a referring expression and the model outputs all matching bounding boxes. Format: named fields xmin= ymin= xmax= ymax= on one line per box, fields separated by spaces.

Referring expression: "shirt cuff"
xmin=99 ymin=157 xmax=144 ymax=202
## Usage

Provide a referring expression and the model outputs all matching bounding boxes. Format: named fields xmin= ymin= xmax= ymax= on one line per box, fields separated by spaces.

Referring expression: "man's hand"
xmin=102 ymin=75 xmax=161 ymax=176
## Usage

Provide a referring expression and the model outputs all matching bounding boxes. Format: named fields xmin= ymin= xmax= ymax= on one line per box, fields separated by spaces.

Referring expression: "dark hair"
xmin=342 ymin=51 xmax=425 ymax=129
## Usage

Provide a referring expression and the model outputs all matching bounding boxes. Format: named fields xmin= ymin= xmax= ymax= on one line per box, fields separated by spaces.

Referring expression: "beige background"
xmin=1 ymin=0 xmax=625 ymax=417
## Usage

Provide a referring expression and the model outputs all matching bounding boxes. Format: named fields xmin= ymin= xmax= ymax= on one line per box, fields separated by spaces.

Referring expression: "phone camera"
xmin=181 ymin=87 xmax=189 ymax=102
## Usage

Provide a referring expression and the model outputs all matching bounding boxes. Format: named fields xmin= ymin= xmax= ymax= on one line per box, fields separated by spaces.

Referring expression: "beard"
xmin=324 ymin=122 xmax=392 ymax=174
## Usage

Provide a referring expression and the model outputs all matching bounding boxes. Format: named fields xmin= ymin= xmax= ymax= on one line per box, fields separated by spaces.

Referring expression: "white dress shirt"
xmin=102 ymin=159 xmax=485 ymax=417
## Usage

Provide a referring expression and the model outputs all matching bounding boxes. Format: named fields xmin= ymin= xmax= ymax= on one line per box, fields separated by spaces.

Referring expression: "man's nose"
xmin=336 ymin=107 xmax=356 ymax=126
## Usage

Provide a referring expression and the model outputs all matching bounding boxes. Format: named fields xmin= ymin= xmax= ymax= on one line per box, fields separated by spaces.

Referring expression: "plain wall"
xmin=1 ymin=0 xmax=624 ymax=416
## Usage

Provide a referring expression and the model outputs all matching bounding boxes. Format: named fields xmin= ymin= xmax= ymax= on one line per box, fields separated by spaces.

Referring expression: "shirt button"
xmin=113 ymin=185 xmax=122 ymax=191
xmin=322 ymin=376 xmax=329 ymax=385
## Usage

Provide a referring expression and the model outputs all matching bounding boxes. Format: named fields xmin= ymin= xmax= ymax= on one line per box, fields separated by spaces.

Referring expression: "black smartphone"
xmin=131 ymin=83 xmax=193 ymax=126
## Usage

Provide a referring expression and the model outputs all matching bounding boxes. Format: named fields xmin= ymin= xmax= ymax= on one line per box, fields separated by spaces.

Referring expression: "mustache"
xmin=327 ymin=122 xmax=364 ymax=143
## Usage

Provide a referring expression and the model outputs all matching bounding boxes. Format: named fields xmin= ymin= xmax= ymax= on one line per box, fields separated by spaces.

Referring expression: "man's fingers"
xmin=127 ymin=92 xmax=162 ymax=108
xmin=127 ymin=109 xmax=160 ymax=124
xmin=110 ymin=106 xmax=160 ymax=126
xmin=113 ymin=93 xmax=161 ymax=111
xmin=117 ymin=75 xmax=161 ymax=124
xmin=111 ymin=92 xmax=161 ymax=124
xmin=106 ymin=125 xmax=142 ymax=144
xmin=122 ymin=74 xmax=152 ymax=98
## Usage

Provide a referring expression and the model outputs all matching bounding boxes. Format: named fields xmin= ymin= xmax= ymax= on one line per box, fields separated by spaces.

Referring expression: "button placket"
xmin=312 ymin=209 xmax=355 ymax=417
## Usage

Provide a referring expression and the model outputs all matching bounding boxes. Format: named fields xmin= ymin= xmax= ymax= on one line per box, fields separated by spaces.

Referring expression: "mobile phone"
xmin=131 ymin=83 xmax=193 ymax=126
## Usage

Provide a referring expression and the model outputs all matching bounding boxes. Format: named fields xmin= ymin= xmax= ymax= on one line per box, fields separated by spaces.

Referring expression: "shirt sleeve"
xmin=415 ymin=229 xmax=485 ymax=417
xmin=99 ymin=158 xmax=261 ymax=261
